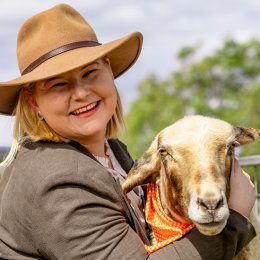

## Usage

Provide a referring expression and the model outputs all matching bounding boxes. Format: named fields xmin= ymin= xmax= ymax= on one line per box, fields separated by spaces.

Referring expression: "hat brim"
xmin=0 ymin=32 xmax=142 ymax=115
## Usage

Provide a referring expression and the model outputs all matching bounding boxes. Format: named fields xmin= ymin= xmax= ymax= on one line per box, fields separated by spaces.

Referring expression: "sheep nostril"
xmin=197 ymin=197 xmax=224 ymax=211
xmin=215 ymin=197 xmax=224 ymax=209
xmin=197 ymin=198 xmax=208 ymax=210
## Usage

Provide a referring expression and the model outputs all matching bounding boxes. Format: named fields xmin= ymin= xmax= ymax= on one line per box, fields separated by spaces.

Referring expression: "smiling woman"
xmin=0 ymin=3 xmax=256 ymax=260
xmin=20 ymin=58 xmax=120 ymax=150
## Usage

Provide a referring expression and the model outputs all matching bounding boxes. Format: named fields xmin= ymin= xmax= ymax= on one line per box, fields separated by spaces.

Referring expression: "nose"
xmin=197 ymin=195 xmax=224 ymax=212
xmin=71 ymin=79 xmax=90 ymax=99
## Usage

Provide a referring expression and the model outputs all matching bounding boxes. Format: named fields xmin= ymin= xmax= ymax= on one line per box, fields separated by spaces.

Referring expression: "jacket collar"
xmin=69 ymin=139 xmax=133 ymax=174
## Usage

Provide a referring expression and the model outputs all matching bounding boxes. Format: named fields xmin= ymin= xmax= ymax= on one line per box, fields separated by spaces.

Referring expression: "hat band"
xmin=21 ymin=40 xmax=101 ymax=75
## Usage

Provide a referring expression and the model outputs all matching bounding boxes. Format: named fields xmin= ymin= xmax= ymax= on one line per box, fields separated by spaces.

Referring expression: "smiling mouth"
xmin=70 ymin=101 xmax=100 ymax=115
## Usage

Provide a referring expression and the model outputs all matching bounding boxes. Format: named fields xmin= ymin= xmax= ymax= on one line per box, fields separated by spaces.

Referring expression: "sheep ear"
xmin=234 ymin=126 xmax=260 ymax=145
xmin=122 ymin=138 xmax=161 ymax=194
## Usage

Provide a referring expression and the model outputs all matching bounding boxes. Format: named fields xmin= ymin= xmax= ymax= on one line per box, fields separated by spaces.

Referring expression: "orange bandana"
xmin=145 ymin=183 xmax=195 ymax=254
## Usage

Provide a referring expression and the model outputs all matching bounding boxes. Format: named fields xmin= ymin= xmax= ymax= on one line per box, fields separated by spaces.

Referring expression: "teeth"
xmin=72 ymin=102 xmax=97 ymax=115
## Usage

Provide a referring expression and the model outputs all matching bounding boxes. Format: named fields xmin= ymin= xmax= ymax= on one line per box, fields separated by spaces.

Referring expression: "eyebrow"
xmin=80 ymin=61 xmax=99 ymax=71
xmin=43 ymin=61 xmax=100 ymax=85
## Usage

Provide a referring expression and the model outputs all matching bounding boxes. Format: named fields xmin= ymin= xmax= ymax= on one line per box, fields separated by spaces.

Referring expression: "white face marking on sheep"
xmin=122 ymin=115 xmax=260 ymax=236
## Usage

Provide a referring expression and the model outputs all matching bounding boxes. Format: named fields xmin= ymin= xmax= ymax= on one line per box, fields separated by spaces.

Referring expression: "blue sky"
xmin=1 ymin=0 xmax=260 ymax=147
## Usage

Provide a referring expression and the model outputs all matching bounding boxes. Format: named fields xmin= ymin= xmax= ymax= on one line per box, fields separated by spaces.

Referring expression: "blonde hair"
xmin=0 ymin=82 xmax=124 ymax=168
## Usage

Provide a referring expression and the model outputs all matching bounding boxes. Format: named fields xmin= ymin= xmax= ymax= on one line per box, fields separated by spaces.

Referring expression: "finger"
xmin=232 ymin=160 xmax=253 ymax=184
xmin=242 ymin=170 xmax=252 ymax=180
xmin=232 ymin=158 xmax=240 ymax=175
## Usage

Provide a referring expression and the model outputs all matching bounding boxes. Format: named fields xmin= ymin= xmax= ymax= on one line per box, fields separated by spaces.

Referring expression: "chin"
xmin=194 ymin=220 xmax=227 ymax=236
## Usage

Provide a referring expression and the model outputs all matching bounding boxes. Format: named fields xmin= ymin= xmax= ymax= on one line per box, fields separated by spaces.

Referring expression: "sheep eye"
xmin=230 ymin=141 xmax=240 ymax=149
xmin=228 ymin=141 xmax=240 ymax=155
xmin=159 ymin=148 xmax=168 ymax=157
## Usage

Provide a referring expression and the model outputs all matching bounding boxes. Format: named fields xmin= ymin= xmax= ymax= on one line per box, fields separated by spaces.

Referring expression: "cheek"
xmin=38 ymin=98 xmax=62 ymax=115
xmin=163 ymin=159 xmax=181 ymax=185
xmin=163 ymin=161 xmax=184 ymax=200
xmin=94 ymin=74 xmax=117 ymax=100
xmin=36 ymin=96 xmax=69 ymax=126
xmin=110 ymin=86 xmax=117 ymax=104
xmin=224 ymin=156 xmax=232 ymax=198
xmin=169 ymin=170 xmax=183 ymax=194
xmin=105 ymin=86 xmax=118 ymax=110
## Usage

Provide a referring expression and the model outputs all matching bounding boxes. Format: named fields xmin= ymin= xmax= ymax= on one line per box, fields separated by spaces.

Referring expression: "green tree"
xmin=123 ymin=38 xmax=260 ymax=159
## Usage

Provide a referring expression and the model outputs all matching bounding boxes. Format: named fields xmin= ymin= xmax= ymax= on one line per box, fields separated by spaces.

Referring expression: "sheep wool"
xmin=145 ymin=183 xmax=195 ymax=254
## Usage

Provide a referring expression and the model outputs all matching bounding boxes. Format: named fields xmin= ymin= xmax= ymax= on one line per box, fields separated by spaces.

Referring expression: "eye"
xmin=228 ymin=141 xmax=240 ymax=155
xmin=48 ymin=81 xmax=68 ymax=89
xmin=158 ymin=148 xmax=169 ymax=157
xmin=82 ymin=69 xmax=97 ymax=78
xmin=51 ymin=82 xmax=67 ymax=88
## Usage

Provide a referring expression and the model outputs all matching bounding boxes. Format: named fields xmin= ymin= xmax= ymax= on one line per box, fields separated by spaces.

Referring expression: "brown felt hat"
xmin=0 ymin=3 xmax=143 ymax=115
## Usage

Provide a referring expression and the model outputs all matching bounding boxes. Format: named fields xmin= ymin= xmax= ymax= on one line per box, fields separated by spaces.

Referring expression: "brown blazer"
xmin=0 ymin=140 xmax=256 ymax=260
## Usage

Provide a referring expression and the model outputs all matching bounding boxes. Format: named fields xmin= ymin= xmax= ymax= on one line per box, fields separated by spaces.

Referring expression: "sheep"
xmin=122 ymin=115 xmax=260 ymax=259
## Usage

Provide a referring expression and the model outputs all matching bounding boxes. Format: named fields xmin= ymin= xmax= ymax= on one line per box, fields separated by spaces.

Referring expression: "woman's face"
xmin=30 ymin=59 xmax=117 ymax=144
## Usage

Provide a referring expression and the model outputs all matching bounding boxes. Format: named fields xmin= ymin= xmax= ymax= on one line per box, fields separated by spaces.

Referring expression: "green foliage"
xmin=123 ymin=74 xmax=185 ymax=158
xmin=177 ymin=45 xmax=197 ymax=60
xmin=123 ymin=38 xmax=260 ymax=159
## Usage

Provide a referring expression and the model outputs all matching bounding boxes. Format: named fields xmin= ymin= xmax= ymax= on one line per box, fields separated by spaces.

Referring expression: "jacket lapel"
xmin=69 ymin=139 xmax=149 ymax=244
xmin=108 ymin=139 xmax=134 ymax=173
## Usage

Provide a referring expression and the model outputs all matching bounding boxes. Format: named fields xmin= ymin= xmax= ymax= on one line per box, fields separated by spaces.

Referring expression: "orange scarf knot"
xmin=145 ymin=183 xmax=195 ymax=254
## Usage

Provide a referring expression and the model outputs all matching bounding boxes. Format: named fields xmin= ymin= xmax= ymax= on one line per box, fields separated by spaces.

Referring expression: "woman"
xmin=0 ymin=3 xmax=256 ymax=259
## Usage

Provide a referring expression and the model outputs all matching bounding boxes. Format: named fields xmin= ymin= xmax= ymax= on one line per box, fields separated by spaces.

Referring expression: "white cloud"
xmin=173 ymin=17 xmax=205 ymax=31
xmin=0 ymin=116 xmax=14 ymax=148
xmin=247 ymin=0 xmax=260 ymax=9
xmin=148 ymin=2 xmax=173 ymax=16
xmin=0 ymin=0 xmax=107 ymax=22
xmin=100 ymin=5 xmax=144 ymax=25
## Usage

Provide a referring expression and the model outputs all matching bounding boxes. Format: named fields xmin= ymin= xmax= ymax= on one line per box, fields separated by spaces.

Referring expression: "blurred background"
xmin=1 ymin=0 xmax=260 ymax=161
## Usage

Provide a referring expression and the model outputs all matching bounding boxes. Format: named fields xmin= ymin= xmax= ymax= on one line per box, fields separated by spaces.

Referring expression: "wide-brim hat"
xmin=0 ymin=3 xmax=143 ymax=115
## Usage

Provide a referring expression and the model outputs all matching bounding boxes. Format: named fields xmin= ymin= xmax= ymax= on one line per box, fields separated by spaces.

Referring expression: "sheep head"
xmin=122 ymin=115 xmax=260 ymax=236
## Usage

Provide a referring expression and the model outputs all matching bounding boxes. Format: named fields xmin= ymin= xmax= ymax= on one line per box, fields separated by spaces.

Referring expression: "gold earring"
xmin=37 ymin=111 xmax=44 ymax=121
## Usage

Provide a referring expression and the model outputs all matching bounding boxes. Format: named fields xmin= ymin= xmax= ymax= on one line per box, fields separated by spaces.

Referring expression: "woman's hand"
xmin=228 ymin=158 xmax=256 ymax=217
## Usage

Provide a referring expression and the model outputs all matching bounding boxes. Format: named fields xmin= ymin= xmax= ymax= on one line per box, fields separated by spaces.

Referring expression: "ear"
xmin=23 ymin=89 xmax=39 ymax=112
xmin=234 ymin=126 xmax=260 ymax=145
xmin=122 ymin=137 xmax=161 ymax=194
xmin=103 ymin=57 xmax=114 ymax=79
xmin=104 ymin=57 xmax=110 ymax=65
